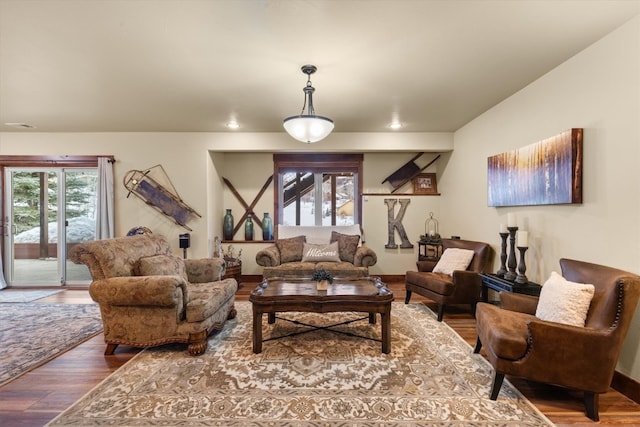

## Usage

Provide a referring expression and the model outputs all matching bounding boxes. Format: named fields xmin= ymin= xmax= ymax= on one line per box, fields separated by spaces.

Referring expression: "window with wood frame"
xmin=273 ymin=154 xmax=363 ymax=227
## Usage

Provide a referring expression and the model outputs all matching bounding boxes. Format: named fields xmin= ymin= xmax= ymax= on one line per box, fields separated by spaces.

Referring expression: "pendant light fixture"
xmin=283 ymin=64 xmax=334 ymax=143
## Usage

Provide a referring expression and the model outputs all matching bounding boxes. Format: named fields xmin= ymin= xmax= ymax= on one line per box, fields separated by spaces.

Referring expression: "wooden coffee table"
xmin=249 ymin=276 xmax=394 ymax=354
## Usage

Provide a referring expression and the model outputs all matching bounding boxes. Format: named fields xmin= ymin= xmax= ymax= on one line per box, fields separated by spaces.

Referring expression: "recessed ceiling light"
xmin=226 ymin=121 xmax=239 ymax=129
xmin=4 ymin=122 xmax=36 ymax=129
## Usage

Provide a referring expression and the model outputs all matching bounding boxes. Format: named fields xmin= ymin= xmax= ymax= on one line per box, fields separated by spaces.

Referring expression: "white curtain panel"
xmin=96 ymin=157 xmax=115 ymax=240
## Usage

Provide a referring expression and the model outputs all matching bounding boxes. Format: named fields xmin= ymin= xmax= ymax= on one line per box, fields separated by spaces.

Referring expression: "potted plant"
xmin=313 ymin=269 xmax=333 ymax=291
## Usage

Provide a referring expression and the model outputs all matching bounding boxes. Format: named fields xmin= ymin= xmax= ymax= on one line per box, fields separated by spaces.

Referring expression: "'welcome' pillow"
xmin=535 ymin=271 xmax=595 ymax=327
xmin=432 ymin=248 xmax=475 ymax=276
xmin=301 ymin=242 xmax=341 ymax=262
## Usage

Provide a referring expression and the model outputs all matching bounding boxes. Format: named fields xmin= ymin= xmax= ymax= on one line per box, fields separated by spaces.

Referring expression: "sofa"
xmin=255 ymin=225 xmax=377 ymax=278
xmin=69 ymin=234 xmax=238 ymax=356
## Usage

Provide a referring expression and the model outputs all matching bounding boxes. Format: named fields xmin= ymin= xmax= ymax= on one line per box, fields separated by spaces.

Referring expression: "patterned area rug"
xmin=47 ymin=302 xmax=553 ymax=426
xmin=0 ymin=303 xmax=102 ymax=386
xmin=0 ymin=289 xmax=63 ymax=303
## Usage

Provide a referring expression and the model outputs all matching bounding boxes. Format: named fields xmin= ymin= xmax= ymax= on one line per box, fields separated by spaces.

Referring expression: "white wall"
xmin=443 ymin=16 xmax=640 ymax=379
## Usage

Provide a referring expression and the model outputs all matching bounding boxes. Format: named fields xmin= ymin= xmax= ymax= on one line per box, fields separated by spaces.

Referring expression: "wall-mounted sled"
xmin=382 ymin=153 xmax=441 ymax=193
xmin=124 ymin=165 xmax=201 ymax=231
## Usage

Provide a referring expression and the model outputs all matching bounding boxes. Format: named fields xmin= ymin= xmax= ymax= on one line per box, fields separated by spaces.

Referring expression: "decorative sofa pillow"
xmin=330 ymin=231 xmax=361 ymax=264
xmin=535 ymin=271 xmax=595 ymax=327
xmin=135 ymin=254 xmax=189 ymax=282
xmin=301 ymin=242 xmax=341 ymax=262
xmin=276 ymin=235 xmax=307 ymax=263
xmin=432 ymin=248 xmax=475 ymax=276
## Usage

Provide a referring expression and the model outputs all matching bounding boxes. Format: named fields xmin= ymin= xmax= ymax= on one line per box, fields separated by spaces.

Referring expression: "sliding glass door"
xmin=3 ymin=167 xmax=96 ymax=286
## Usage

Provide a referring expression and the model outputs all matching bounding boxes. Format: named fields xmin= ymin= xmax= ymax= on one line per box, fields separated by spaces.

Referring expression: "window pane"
xmin=326 ymin=173 xmax=355 ymax=225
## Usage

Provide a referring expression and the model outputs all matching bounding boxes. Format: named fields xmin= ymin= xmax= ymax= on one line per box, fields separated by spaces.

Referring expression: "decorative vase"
xmin=223 ymin=209 xmax=234 ymax=241
xmin=244 ymin=217 xmax=254 ymax=241
xmin=262 ymin=212 xmax=273 ymax=241
xmin=316 ymin=280 xmax=329 ymax=291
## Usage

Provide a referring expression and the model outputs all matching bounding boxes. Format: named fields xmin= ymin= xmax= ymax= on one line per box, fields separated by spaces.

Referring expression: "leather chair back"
xmin=442 ymin=238 xmax=491 ymax=273
xmin=560 ymin=257 xmax=640 ymax=331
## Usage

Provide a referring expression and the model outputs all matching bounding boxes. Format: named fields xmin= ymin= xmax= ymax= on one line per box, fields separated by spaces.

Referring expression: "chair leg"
xmin=104 ymin=343 xmax=118 ymax=355
xmin=584 ymin=391 xmax=600 ymax=421
xmin=490 ymin=372 xmax=505 ymax=400
xmin=436 ymin=304 xmax=445 ymax=321
xmin=473 ymin=337 xmax=482 ymax=353
xmin=404 ymin=290 xmax=412 ymax=304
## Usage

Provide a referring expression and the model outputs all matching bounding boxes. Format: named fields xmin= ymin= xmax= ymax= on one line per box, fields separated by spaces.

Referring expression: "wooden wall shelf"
xmin=222 ymin=240 xmax=274 ymax=244
xmin=363 ymin=193 xmax=441 ymax=196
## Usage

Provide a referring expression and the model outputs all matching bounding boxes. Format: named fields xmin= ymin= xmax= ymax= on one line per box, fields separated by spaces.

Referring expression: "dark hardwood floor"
xmin=1 ymin=282 xmax=640 ymax=426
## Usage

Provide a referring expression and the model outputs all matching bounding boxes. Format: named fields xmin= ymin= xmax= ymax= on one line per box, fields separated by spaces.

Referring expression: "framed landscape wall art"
xmin=487 ymin=128 xmax=583 ymax=207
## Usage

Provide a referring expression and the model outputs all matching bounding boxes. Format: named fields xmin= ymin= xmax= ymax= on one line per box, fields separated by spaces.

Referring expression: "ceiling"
xmin=1 ymin=0 xmax=638 ymax=133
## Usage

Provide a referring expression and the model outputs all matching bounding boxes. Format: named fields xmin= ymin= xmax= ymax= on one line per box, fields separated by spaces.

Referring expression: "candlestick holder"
xmin=504 ymin=226 xmax=518 ymax=281
xmin=496 ymin=232 xmax=509 ymax=277
xmin=515 ymin=246 xmax=528 ymax=284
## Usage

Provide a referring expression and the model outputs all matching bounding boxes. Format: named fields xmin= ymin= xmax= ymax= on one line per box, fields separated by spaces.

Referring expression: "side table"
xmin=417 ymin=239 xmax=442 ymax=261
xmin=223 ymin=258 xmax=242 ymax=287
xmin=480 ymin=273 xmax=541 ymax=303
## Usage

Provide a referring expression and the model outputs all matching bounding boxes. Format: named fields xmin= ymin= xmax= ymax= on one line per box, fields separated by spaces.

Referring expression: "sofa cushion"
xmin=535 ymin=271 xmax=595 ymax=327
xmin=301 ymin=242 xmax=341 ymax=262
xmin=185 ymin=279 xmax=237 ymax=323
xmin=135 ymin=254 xmax=189 ymax=282
xmin=276 ymin=235 xmax=306 ymax=263
xmin=262 ymin=262 xmax=318 ymax=279
xmin=432 ymin=248 xmax=475 ymax=276
xmin=315 ymin=262 xmax=368 ymax=278
xmin=330 ymin=231 xmax=361 ymax=264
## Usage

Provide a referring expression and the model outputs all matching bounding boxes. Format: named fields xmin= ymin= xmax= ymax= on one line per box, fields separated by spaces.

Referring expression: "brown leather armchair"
xmin=405 ymin=238 xmax=491 ymax=321
xmin=474 ymin=258 xmax=640 ymax=421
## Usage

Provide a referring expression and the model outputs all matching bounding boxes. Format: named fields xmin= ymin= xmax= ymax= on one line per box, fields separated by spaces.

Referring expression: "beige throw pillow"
xmin=330 ymin=231 xmax=361 ymax=264
xmin=276 ymin=235 xmax=306 ymax=263
xmin=135 ymin=254 xmax=189 ymax=282
xmin=432 ymin=248 xmax=475 ymax=276
xmin=301 ymin=242 xmax=341 ymax=262
xmin=535 ymin=271 xmax=595 ymax=327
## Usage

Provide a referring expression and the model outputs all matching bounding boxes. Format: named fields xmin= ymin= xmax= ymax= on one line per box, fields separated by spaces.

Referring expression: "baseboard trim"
xmin=612 ymin=370 xmax=640 ymax=404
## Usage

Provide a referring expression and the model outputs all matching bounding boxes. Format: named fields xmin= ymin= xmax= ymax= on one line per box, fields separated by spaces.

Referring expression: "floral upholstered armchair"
xmin=69 ymin=234 xmax=238 ymax=356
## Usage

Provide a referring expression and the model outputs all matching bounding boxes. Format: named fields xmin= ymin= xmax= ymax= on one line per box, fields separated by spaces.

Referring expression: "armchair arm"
xmin=89 ymin=276 xmax=187 ymax=307
xmin=500 ymin=292 xmax=539 ymax=315
xmin=353 ymin=246 xmax=377 ymax=267
xmin=451 ymin=270 xmax=482 ymax=297
xmin=184 ymin=258 xmax=225 ymax=283
xmin=416 ymin=260 xmax=437 ymax=272
xmin=523 ymin=320 xmax=616 ymax=392
xmin=256 ymin=245 xmax=281 ymax=267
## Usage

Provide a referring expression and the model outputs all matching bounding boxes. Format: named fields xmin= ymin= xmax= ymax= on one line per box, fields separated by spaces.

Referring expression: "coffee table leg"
xmin=381 ymin=311 xmax=391 ymax=354
xmin=253 ymin=309 xmax=263 ymax=354
xmin=368 ymin=312 xmax=376 ymax=324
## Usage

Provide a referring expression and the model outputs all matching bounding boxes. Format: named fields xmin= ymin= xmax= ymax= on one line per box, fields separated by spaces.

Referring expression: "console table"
xmin=480 ymin=273 xmax=541 ymax=302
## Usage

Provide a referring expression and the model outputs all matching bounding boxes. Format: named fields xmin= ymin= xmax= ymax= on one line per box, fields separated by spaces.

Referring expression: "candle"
xmin=499 ymin=223 xmax=507 ymax=233
xmin=517 ymin=231 xmax=528 ymax=247
xmin=507 ymin=213 xmax=516 ymax=227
